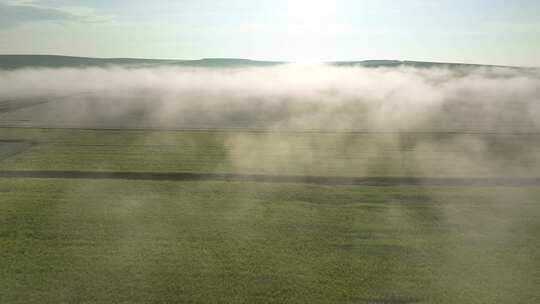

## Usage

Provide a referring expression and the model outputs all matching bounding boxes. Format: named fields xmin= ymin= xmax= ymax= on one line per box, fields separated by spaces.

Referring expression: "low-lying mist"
xmin=1 ymin=64 xmax=539 ymax=131
xmin=1 ymin=64 xmax=540 ymax=178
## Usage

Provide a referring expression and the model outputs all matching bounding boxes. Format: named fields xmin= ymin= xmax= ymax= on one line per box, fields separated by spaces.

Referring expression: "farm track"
xmin=2 ymin=125 xmax=540 ymax=135
xmin=1 ymin=170 xmax=539 ymax=187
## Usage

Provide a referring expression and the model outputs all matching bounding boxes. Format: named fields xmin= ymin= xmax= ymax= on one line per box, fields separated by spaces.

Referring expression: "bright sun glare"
xmin=286 ymin=0 xmax=335 ymax=63
xmin=290 ymin=0 xmax=330 ymax=21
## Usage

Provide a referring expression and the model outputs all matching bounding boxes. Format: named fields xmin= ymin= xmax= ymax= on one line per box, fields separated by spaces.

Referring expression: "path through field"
xmin=2 ymin=170 xmax=540 ymax=187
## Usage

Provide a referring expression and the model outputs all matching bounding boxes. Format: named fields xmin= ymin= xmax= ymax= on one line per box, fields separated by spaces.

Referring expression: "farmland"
xmin=1 ymin=126 xmax=540 ymax=303
xmin=2 ymin=177 xmax=540 ymax=303
xmin=1 ymin=59 xmax=540 ymax=303
xmin=2 ymin=127 xmax=540 ymax=178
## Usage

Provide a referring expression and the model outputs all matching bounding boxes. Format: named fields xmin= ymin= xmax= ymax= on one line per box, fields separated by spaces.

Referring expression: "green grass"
xmin=1 ymin=178 xmax=539 ymax=303
xmin=0 ymin=140 xmax=33 ymax=160
xmin=1 ymin=127 xmax=540 ymax=303
xmin=1 ymin=128 xmax=540 ymax=177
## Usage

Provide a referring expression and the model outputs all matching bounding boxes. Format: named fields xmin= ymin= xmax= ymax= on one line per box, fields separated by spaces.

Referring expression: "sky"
xmin=0 ymin=0 xmax=539 ymax=66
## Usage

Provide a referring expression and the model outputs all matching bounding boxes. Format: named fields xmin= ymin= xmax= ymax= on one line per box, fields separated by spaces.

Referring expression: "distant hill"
xmin=0 ymin=55 xmax=284 ymax=69
xmin=0 ymin=54 xmax=531 ymax=70
xmin=330 ymin=60 xmax=514 ymax=69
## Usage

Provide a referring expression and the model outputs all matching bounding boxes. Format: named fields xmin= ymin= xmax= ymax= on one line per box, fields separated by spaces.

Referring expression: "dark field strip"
xmin=0 ymin=93 xmax=94 ymax=114
xmin=0 ymin=99 xmax=53 ymax=113
xmin=0 ymin=140 xmax=37 ymax=160
xmin=2 ymin=125 xmax=540 ymax=135
xmin=1 ymin=170 xmax=540 ymax=186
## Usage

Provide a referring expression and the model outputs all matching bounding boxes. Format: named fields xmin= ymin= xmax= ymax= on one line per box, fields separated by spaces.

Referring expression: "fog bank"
xmin=2 ymin=64 xmax=540 ymax=178
xmin=1 ymin=64 xmax=539 ymax=132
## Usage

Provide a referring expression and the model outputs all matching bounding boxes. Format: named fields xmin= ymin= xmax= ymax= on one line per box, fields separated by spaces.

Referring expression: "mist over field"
xmin=3 ymin=0 xmax=540 ymax=302
xmin=2 ymin=63 xmax=540 ymax=302
xmin=1 ymin=63 xmax=540 ymax=303
xmin=2 ymin=65 xmax=540 ymax=178
xmin=1 ymin=64 xmax=540 ymax=132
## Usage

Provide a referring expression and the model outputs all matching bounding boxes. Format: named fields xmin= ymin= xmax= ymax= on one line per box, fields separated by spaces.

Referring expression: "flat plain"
xmin=1 ymin=127 xmax=540 ymax=303
xmin=2 ymin=60 xmax=540 ymax=303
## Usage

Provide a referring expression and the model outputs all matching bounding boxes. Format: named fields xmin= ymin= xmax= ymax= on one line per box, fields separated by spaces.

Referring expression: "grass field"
xmin=1 ymin=127 xmax=540 ymax=177
xmin=1 ymin=126 xmax=540 ymax=303
xmin=2 ymin=178 xmax=540 ymax=303
xmin=0 ymin=140 xmax=34 ymax=160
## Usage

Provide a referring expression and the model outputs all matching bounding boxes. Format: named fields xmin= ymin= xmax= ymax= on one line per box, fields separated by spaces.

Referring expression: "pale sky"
xmin=1 ymin=0 xmax=539 ymax=66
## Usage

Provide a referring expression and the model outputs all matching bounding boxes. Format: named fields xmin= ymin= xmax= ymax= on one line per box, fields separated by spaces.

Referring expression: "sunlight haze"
xmin=0 ymin=0 xmax=539 ymax=66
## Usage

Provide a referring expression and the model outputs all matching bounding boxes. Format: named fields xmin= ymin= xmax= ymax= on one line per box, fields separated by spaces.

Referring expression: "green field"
xmin=2 ymin=178 xmax=540 ymax=303
xmin=2 ymin=127 xmax=540 ymax=177
xmin=1 ymin=127 xmax=540 ymax=303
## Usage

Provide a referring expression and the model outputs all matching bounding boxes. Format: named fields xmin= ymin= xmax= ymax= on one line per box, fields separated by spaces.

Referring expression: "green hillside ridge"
xmin=0 ymin=55 xmax=284 ymax=69
xmin=0 ymin=54 xmax=531 ymax=69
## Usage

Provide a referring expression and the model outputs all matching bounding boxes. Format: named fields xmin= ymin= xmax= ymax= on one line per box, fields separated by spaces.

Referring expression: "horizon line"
xmin=0 ymin=53 xmax=538 ymax=69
